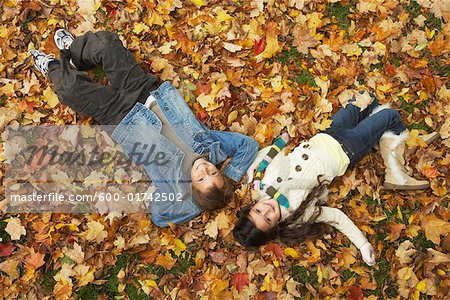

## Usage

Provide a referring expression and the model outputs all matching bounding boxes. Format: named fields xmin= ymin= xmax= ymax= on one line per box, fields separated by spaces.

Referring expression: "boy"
xmin=29 ymin=30 xmax=259 ymax=227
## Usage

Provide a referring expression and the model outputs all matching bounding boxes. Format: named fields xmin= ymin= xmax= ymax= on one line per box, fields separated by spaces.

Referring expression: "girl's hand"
xmin=360 ymin=242 xmax=376 ymax=266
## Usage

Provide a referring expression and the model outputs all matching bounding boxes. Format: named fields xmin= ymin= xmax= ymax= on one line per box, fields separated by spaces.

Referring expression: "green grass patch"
xmin=91 ymin=66 xmax=107 ymax=81
xmin=399 ymin=96 xmax=429 ymax=114
xmin=411 ymin=231 xmax=435 ymax=249
xmin=103 ymin=253 xmax=140 ymax=298
xmin=371 ymin=257 xmax=398 ymax=298
xmin=326 ymin=2 xmax=352 ymax=30
xmin=76 ymin=283 xmax=99 ymax=300
xmin=0 ymin=220 xmax=11 ymax=243
xmin=293 ymin=70 xmax=317 ymax=87
xmin=291 ymin=265 xmax=318 ymax=286
xmin=341 ymin=269 xmax=359 ymax=282
xmin=40 ymin=269 xmax=58 ymax=294
xmin=125 ymin=281 xmax=151 ymax=300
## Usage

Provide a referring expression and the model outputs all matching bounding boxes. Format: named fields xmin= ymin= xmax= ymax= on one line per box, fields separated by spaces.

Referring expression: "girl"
xmin=233 ymin=93 xmax=439 ymax=266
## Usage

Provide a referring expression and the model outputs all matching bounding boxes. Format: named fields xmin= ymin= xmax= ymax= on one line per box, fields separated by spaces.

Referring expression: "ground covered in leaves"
xmin=1 ymin=0 xmax=450 ymax=299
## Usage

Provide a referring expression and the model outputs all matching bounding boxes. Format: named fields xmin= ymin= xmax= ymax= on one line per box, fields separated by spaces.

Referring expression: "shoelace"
xmin=31 ymin=52 xmax=55 ymax=76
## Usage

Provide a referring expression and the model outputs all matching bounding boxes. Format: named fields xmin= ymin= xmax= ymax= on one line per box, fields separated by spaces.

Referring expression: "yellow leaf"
xmin=145 ymin=280 xmax=157 ymax=287
xmin=315 ymin=118 xmax=333 ymax=131
xmin=270 ymin=75 xmax=283 ymax=92
xmin=191 ymin=0 xmax=206 ymax=6
xmin=0 ymin=27 xmax=8 ymax=38
xmin=1 ymin=83 xmax=15 ymax=97
xmin=258 ymin=22 xmax=281 ymax=60
xmin=43 ymin=87 xmax=59 ymax=108
xmin=260 ymin=274 xmax=271 ymax=292
xmin=155 ymin=252 xmax=176 ymax=269
xmin=173 ymin=238 xmax=186 ymax=256
xmin=317 ymin=266 xmax=323 ymax=284
xmin=227 ymin=110 xmax=238 ymax=125
xmin=83 ymin=220 xmax=107 ymax=243
xmin=133 ymin=23 xmax=149 ymax=35
xmin=48 ymin=18 xmax=60 ymax=26
xmin=342 ymin=43 xmax=362 ymax=57
xmin=216 ymin=9 xmax=233 ymax=22
xmin=284 ymin=247 xmax=299 ymax=259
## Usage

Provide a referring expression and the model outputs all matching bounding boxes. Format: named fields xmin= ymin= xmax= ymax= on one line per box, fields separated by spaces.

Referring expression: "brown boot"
xmin=379 ymin=131 xmax=430 ymax=190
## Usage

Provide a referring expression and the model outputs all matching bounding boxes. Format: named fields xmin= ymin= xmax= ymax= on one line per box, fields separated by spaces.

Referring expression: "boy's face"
xmin=191 ymin=158 xmax=225 ymax=193
xmin=248 ymin=198 xmax=281 ymax=231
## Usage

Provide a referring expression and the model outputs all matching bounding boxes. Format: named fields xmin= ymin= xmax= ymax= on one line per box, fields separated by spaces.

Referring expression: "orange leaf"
xmin=25 ymin=248 xmax=45 ymax=269
xmin=261 ymin=102 xmax=282 ymax=118
xmin=348 ymin=286 xmax=364 ymax=300
xmin=264 ymin=243 xmax=284 ymax=259
xmin=422 ymin=164 xmax=440 ymax=179
xmin=231 ymin=273 xmax=250 ymax=293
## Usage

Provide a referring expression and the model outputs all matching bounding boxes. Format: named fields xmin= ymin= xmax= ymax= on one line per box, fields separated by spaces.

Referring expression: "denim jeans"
xmin=48 ymin=31 xmax=160 ymax=125
xmin=325 ymin=94 xmax=406 ymax=167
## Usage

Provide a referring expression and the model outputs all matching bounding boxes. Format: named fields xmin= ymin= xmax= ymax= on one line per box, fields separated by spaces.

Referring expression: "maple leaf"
xmin=83 ymin=220 xmax=108 ymax=243
xmin=232 ymin=272 xmax=250 ymax=293
xmin=395 ymin=240 xmax=417 ymax=264
xmin=292 ymin=25 xmax=319 ymax=54
xmin=421 ymin=215 xmax=450 ymax=244
xmin=24 ymin=248 xmax=45 ymax=269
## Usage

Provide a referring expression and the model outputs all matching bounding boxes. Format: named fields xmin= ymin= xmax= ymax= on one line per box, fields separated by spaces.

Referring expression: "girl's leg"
xmin=327 ymin=93 xmax=380 ymax=130
xmin=68 ymin=31 xmax=159 ymax=103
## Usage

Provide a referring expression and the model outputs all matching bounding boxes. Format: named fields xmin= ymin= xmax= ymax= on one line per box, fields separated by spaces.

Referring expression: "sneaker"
xmin=54 ymin=29 xmax=74 ymax=50
xmin=28 ymin=50 xmax=56 ymax=76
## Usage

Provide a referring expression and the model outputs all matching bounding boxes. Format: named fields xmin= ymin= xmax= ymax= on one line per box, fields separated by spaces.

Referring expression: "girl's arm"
xmin=315 ymin=206 xmax=376 ymax=265
xmin=245 ymin=146 xmax=272 ymax=183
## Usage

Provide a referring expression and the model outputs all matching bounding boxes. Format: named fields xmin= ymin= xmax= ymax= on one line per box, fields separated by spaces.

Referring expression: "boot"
xmin=379 ymin=131 xmax=430 ymax=190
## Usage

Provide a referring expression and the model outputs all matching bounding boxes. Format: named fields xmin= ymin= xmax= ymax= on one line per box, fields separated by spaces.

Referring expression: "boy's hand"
xmin=360 ymin=242 xmax=376 ymax=266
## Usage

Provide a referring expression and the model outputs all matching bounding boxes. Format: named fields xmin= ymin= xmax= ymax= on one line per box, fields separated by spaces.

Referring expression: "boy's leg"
xmin=68 ymin=31 xmax=159 ymax=103
xmin=48 ymin=59 xmax=121 ymax=125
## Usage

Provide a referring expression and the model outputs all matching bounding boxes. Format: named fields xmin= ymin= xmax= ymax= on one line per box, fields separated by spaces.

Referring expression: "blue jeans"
xmin=325 ymin=94 xmax=406 ymax=167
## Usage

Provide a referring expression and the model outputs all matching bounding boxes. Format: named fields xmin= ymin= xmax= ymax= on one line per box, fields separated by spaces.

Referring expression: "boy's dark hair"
xmin=192 ymin=175 xmax=234 ymax=211
xmin=233 ymin=180 xmax=329 ymax=248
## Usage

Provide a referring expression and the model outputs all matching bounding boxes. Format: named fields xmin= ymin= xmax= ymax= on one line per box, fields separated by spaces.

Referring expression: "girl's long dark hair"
xmin=233 ymin=177 xmax=329 ymax=248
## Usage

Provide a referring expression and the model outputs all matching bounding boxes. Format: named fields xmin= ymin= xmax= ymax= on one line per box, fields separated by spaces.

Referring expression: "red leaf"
xmin=347 ymin=286 xmax=364 ymax=300
xmin=264 ymin=243 xmax=284 ymax=259
xmin=254 ymin=38 xmax=266 ymax=55
xmin=0 ymin=243 xmax=16 ymax=257
xmin=196 ymin=111 xmax=208 ymax=123
xmin=231 ymin=272 xmax=249 ymax=293
xmin=384 ymin=63 xmax=397 ymax=77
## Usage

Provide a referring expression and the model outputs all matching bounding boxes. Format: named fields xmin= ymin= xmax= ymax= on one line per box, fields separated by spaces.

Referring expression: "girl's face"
xmin=248 ymin=198 xmax=281 ymax=231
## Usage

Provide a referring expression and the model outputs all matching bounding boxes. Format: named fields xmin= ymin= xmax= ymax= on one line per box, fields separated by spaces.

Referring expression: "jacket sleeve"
xmin=209 ymin=130 xmax=259 ymax=182
xmin=314 ymin=206 xmax=368 ymax=249
xmin=151 ymin=196 xmax=203 ymax=227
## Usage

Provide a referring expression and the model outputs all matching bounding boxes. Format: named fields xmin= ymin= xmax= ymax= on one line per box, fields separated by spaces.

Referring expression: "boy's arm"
xmin=209 ymin=131 xmax=259 ymax=182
